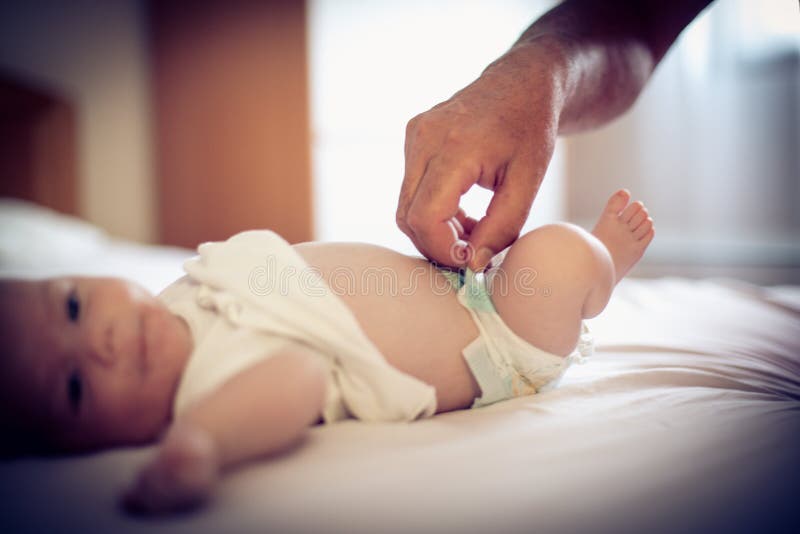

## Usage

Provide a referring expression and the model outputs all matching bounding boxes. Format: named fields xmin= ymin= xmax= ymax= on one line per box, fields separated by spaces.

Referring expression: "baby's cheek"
xmin=140 ymin=384 xmax=174 ymax=436
xmin=96 ymin=379 xmax=165 ymax=446
xmin=150 ymin=308 xmax=192 ymax=372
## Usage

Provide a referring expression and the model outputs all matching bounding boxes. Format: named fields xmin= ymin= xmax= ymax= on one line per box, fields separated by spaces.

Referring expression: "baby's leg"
xmin=490 ymin=189 xmax=653 ymax=357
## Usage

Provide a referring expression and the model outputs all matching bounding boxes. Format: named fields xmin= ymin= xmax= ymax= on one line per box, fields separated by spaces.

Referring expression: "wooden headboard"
xmin=150 ymin=0 xmax=313 ymax=248
xmin=0 ymin=73 xmax=78 ymax=216
xmin=1 ymin=0 xmax=313 ymax=247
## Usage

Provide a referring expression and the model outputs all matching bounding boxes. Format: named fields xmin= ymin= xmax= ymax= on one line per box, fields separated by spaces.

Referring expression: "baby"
xmin=0 ymin=190 xmax=652 ymax=514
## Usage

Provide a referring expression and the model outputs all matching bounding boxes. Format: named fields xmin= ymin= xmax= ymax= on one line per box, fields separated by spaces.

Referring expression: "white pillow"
xmin=0 ymin=198 xmax=107 ymax=270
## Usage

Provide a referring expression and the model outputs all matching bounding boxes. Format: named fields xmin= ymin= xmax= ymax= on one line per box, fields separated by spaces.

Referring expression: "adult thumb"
xmin=467 ymin=160 xmax=540 ymax=271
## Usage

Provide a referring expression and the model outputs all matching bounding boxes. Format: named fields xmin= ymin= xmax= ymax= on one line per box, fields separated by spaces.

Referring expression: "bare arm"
xmin=398 ymin=0 xmax=712 ymax=271
xmin=123 ymin=344 xmax=328 ymax=514
xmin=510 ymin=0 xmax=714 ymax=133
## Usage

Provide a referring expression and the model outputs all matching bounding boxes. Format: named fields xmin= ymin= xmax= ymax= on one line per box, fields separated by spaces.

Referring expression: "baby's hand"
xmin=122 ymin=422 xmax=220 ymax=515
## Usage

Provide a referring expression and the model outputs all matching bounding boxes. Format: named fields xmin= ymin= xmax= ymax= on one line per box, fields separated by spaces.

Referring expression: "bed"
xmin=0 ymin=198 xmax=797 ymax=534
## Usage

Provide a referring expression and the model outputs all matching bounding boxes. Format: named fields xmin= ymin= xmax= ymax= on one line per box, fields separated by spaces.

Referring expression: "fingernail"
xmin=473 ymin=247 xmax=493 ymax=271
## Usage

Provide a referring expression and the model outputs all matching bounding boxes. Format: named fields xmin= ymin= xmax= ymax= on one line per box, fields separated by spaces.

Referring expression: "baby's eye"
xmin=67 ymin=370 xmax=82 ymax=414
xmin=66 ymin=290 xmax=80 ymax=322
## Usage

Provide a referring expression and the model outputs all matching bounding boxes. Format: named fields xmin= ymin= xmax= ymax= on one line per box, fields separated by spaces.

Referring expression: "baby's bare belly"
xmin=293 ymin=242 xmax=480 ymax=412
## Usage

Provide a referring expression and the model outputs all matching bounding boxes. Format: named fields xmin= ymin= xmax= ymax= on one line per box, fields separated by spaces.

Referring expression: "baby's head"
xmin=0 ymin=276 xmax=192 ymax=455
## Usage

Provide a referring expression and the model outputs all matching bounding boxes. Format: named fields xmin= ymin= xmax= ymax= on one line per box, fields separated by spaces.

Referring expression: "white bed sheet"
xmin=1 ymin=201 xmax=798 ymax=534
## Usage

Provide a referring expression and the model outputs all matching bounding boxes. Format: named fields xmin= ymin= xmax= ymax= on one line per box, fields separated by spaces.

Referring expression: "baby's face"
xmin=0 ymin=277 xmax=192 ymax=453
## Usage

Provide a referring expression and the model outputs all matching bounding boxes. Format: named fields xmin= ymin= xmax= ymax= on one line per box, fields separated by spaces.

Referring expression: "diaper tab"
xmin=462 ymin=337 xmax=513 ymax=408
xmin=439 ymin=267 xmax=496 ymax=313
xmin=460 ymin=269 xmax=496 ymax=313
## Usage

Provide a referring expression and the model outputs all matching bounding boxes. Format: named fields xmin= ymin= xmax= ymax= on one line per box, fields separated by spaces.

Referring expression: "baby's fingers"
xmin=121 ymin=433 xmax=219 ymax=515
xmin=121 ymin=466 xmax=178 ymax=515
xmin=121 ymin=464 xmax=209 ymax=516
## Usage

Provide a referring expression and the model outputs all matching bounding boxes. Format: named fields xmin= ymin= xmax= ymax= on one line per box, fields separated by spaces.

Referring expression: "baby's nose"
xmin=89 ymin=323 xmax=117 ymax=367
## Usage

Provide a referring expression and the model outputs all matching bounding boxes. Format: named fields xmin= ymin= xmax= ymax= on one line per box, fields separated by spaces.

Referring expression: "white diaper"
xmin=439 ymin=266 xmax=594 ymax=408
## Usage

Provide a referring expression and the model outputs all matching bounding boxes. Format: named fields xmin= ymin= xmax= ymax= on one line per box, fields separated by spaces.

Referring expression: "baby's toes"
xmin=604 ymin=189 xmax=631 ymax=216
xmin=620 ymin=200 xmax=644 ymax=224
xmin=634 ymin=218 xmax=653 ymax=240
xmin=629 ymin=207 xmax=649 ymax=230
xmin=640 ymin=226 xmax=655 ymax=246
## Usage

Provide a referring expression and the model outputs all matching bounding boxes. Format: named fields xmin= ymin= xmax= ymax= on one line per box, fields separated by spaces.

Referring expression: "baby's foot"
xmin=591 ymin=189 xmax=654 ymax=283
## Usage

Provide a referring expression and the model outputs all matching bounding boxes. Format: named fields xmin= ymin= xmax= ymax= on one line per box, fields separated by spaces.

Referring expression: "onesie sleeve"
xmin=172 ymin=317 xmax=296 ymax=417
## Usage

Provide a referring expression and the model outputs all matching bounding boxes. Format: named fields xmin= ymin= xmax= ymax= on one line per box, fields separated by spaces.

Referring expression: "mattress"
xmin=1 ymin=199 xmax=797 ymax=534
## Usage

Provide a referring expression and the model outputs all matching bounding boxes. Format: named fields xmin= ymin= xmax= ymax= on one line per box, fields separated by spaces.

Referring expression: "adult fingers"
xmin=467 ymin=156 xmax=540 ymax=271
xmin=447 ymin=218 xmax=471 ymax=264
xmin=448 ymin=209 xmax=479 ymax=265
xmin=397 ymin=115 xmax=434 ymax=236
xmin=454 ymin=207 xmax=479 ymax=236
xmin=405 ymin=154 xmax=481 ymax=267
xmin=449 ymin=216 xmax=464 ymax=238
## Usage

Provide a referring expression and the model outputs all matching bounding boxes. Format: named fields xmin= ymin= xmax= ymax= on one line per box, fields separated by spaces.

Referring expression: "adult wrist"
xmin=481 ymin=34 xmax=576 ymax=133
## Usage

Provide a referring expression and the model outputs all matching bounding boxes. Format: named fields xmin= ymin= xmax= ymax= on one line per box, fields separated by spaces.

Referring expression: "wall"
xmin=0 ymin=0 xmax=154 ymax=242
xmin=564 ymin=0 xmax=800 ymax=283
xmin=309 ymin=0 xmax=561 ymax=255
xmin=150 ymin=0 xmax=312 ymax=248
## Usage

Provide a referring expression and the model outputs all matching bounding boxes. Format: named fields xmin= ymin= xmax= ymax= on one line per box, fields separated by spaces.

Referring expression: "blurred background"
xmin=0 ymin=0 xmax=798 ymax=283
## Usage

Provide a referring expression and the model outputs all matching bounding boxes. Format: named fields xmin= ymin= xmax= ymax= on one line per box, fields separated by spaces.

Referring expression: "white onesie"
xmin=157 ymin=230 xmax=437 ymax=423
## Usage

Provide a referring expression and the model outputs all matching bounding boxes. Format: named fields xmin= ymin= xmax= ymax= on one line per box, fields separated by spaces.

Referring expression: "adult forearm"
xmin=484 ymin=0 xmax=712 ymax=135
xmin=397 ymin=0 xmax=709 ymax=270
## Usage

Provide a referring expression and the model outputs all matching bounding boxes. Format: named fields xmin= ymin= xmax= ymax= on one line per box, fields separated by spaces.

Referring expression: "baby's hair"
xmin=0 ymin=404 xmax=55 ymax=457
xmin=0 ymin=370 xmax=73 ymax=457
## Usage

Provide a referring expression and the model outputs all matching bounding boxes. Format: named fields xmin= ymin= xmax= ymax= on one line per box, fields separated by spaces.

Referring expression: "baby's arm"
xmin=123 ymin=343 xmax=328 ymax=514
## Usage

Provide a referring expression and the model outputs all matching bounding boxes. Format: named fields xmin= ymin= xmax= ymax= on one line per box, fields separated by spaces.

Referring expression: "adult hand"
xmin=397 ymin=43 xmax=563 ymax=272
